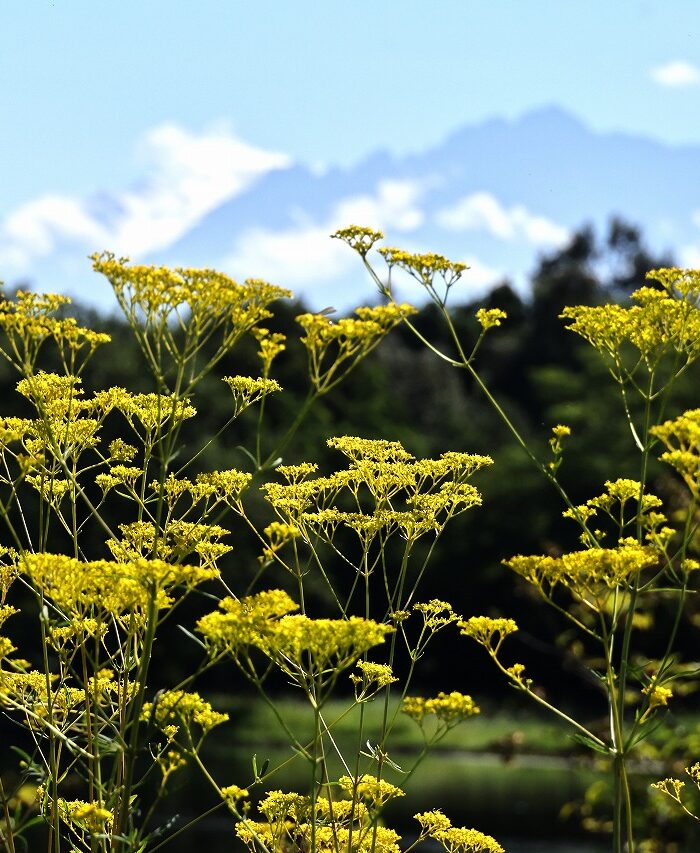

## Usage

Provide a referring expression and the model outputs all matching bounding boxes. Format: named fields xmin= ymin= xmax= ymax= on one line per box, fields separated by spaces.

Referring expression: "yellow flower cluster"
xmin=56 ymin=798 xmax=113 ymax=834
xmin=651 ymin=776 xmax=685 ymax=802
xmin=338 ymin=774 xmax=404 ymax=805
xmin=296 ymin=304 xmax=417 ymax=392
xmin=262 ymin=437 xmax=491 ymax=549
xmin=259 ymin=615 xmax=393 ymax=684
xmin=0 ymin=289 xmax=110 ymax=371
xmin=92 ymin=253 xmax=291 ymax=327
xmin=141 ymin=689 xmax=229 ymax=735
xmin=402 ymin=692 xmax=480 ymax=726
xmin=414 ymin=600 xmax=460 ymax=631
xmin=377 ymin=247 xmax=467 ymax=297
xmin=106 ymin=520 xmax=232 ymax=567
xmin=48 ymin=617 xmax=108 ymax=651
xmin=94 ymin=389 xmax=197 ymax=434
xmin=196 ymin=589 xmax=299 ymax=656
xmin=221 ymin=784 xmax=249 ymax=806
xmin=236 ymin=783 xmax=402 ymax=853
xmin=198 ymin=590 xmax=391 ymax=689
xmin=259 ymin=521 xmax=302 ymax=564
xmin=458 ymin=617 xmax=519 ymax=660
xmin=563 ymin=479 xmax=669 ymax=545
xmin=504 ymin=540 xmax=658 ymax=598
xmin=222 ymin=375 xmax=282 ymax=415
xmin=475 ymin=308 xmax=507 ymax=331
xmin=0 ymin=669 xmax=130 ymax=729
xmin=332 ymin=225 xmax=385 ymax=257
xmin=642 ymin=682 xmax=673 ymax=710
xmin=21 ymin=553 xmax=218 ymax=617
xmin=561 ymin=269 xmax=700 ymax=369
xmin=251 ymin=327 xmax=286 ymax=376
xmin=651 ymin=409 xmax=700 ymax=496
xmin=415 ymin=811 xmax=505 ymax=853
xmin=350 ymin=661 xmax=397 ymax=699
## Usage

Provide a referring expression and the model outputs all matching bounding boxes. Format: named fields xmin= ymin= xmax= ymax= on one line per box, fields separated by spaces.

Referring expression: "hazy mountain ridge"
xmin=8 ymin=106 xmax=700 ymax=311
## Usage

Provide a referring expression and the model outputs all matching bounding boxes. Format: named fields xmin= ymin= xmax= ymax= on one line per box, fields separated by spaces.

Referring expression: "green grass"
xmin=212 ymin=694 xmax=574 ymax=756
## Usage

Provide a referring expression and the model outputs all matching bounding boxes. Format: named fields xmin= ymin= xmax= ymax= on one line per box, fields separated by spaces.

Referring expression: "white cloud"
xmin=435 ymin=191 xmax=569 ymax=247
xmin=680 ymin=245 xmax=700 ymax=268
xmin=650 ymin=61 xmax=700 ymax=87
xmin=223 ymin=178 xmax=427 ymax=286
xmin=0 ymin=123 xmax=290 ymax=270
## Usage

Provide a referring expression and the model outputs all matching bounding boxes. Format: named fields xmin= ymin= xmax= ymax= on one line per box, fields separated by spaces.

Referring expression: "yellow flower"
xmin=332 ymin=225 xmax=385 ymax=257
xmin=475 ymin=308 xmax=507 ymax=331
xmin=403 ymin=692 xmax=479 ymax=726
xmin=642 ymin=682 xmax=672 ymax=710
xmin=416 ymin=811 xmax=504 ymax=853
xmin=142 ymin=690 xmax=229 ymax=735
xmin=458 ymin=616 xmax=519 ymax=648
xmin=57 ymin=799 xmax=113 ymax=834
xmin=223 ymin=375 xmax=282 ymax=416
xmin=297 ymin=304 xmax=416 ymax=392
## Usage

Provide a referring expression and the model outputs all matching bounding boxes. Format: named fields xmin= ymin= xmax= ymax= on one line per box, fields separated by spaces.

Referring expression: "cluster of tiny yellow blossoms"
xmin=251 ymin=327 xmax=286 ymax=376
xmin=561 ymin=268 xmax=700 ymax=371
xmin=642 ymin=682 xmax=673 ymax=711
xmin=338 ymin=774 xmax=405 ymax=805
xmin=235 ymin=781 xmax=403 ymax=853
xmin=350 ymin=660 xmax=397 ymax=698
xmin=259 ymin=521 xmax=302 ymax=564
xmin=0 ymin=668 xmax=134 ymax=732
xmin=651 ymin=409 xmax=700 ymax=496
xmin=0 ymin=289 xmax=111 ymax=371
xmin=197 ymin=589 xmax=392 ymax=690
xmin=503 ymin=540 xmax=658 ymax=599
xmin=651 ymin=761 xmax=700 ymax=820
xmin=106 ymin=520 xmax=232 ymax=567
xmin=332 ymin=225 xmax=385 ymax=257
xmin=475 ymin=308 xmax=507 ymax=331
xmin=562 ymin=479 xmax=670 ymax=546
xmin=548 ymin=424 xmax=571 ymax=472
xmin=414 ymin=810 xmax=505 ymax=853
xmin=296 ymin=303 xmax=417 ymax=392
xmin=91 ymin=253 xmax=291 ymax=332
xmin=261 ymin=437 xmax=491 ymax=552
xmin=141 ymin=690 xmax=229 ymax=736
xmin=93 ymin=389 xmax=197 ymax=434
xmin=21 ymin=553 xmax=218 ymax=618
xmin=458 ymin=616 xmax=519 ymax=651
xmin=222 ymin=375 xmax=282 ymax=415
xmin=377 ymin=248 xmax=467 ymax=294
xmin=255 ymin=614 xmax=390 ymax=685
xmin=414 ymin=600 xmax=460 ymax=631
xmin=221 ymin=784 xmax=249 ymax=808
xmin=56 ymin=798 xmax=113 ymax=834
xmin=196 ymin=588 xmax=299 ymax=657
xmin=402 ymin=692 xmax=480 ymax=726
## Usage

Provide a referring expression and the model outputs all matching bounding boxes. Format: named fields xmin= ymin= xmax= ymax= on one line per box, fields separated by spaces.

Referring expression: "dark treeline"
xmin=3 ymin=218 xmax=697 ymax=716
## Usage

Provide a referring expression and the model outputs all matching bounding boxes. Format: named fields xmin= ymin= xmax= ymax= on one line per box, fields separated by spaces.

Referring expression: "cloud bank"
xmin=223 ymin=178 xmax=428 ymax=285
xmin=0 ymin=123 xmax=290 ymax=269
xmin=650 ymin=61 xmax=700 ymax=87
xmin=435 ymin=191 xmax=569 ymax=247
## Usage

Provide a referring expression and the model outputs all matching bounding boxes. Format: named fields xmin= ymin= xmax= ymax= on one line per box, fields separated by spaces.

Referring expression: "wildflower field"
xmin=1 ymin=227 xmax=700 ymax=853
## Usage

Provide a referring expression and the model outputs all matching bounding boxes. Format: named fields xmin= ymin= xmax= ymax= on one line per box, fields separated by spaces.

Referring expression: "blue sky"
xmin=2 ymin=1 xmax=700 ymax=307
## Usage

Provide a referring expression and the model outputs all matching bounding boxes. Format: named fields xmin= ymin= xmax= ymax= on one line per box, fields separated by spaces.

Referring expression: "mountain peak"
xmin=515 ymin=105 xmax=585 ymax=132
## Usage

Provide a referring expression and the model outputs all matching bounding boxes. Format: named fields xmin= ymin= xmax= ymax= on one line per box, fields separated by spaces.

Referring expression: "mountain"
xmin=5 ymin=107 xmax=700 ymax=312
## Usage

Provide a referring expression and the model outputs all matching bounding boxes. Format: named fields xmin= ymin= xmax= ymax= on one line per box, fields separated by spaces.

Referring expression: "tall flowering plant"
xmin=337 ymin=225 xmax=700 ymax=853
xmin=0 ymin=255 xmax=501 ymax=853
